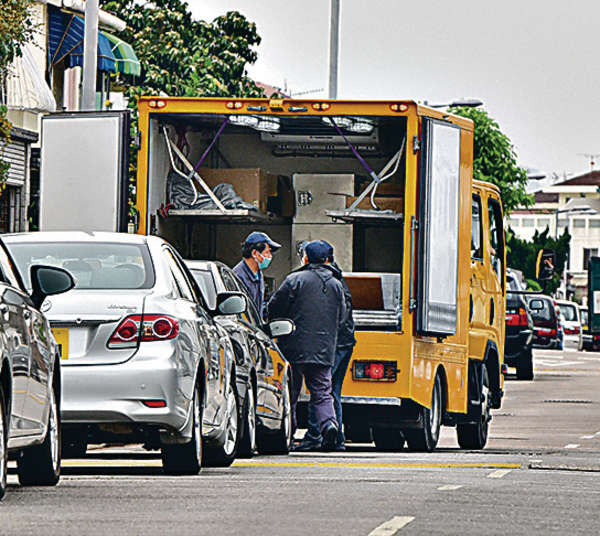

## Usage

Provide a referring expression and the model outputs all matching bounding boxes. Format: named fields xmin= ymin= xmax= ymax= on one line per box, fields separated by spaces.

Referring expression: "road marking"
xmin=233 ymin=461 xmax=522 ymax=469
xmin=437 ymin=484 xmax=463 ymax=490
xmin=564 ymin=444 xmax=580 ymax=449
xmin=368 ymin=516 xmax=415 ymax=535
xmin=63 ymin=460 xmax=162 ymax=467
xmin=580 ymin=435 xmax=595 ymax=440
xmin=487 ymin=469 xmax=512 ymax=479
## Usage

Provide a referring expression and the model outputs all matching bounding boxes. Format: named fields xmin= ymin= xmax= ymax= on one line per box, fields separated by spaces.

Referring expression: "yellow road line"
xmin=232 ymin=461 xmax=522 ymax=469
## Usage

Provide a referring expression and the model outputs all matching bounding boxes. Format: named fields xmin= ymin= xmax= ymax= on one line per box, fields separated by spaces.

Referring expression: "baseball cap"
xmin=304 ymin=240 xmax=330 ymax=264
xmin=320 ymin=240 xmax=334 ymax=260
xmin=244 ymin=231 xmax=281 ymax=251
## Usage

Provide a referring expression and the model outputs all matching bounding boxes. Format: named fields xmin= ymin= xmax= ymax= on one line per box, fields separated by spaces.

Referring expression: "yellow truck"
xmin=135 ymin=97 xmax=506 ymax=451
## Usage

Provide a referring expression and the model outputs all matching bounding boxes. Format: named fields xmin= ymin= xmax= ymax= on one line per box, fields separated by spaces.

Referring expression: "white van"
xmin=556 ymin=300 xmax=583 ymax=351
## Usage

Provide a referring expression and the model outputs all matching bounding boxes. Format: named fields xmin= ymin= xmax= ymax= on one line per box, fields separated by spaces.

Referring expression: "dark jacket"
xmin=233 ymin=260 xmax=264 ymax=318
xmin=329 ymin=262 xmax=356 ymax=348
xmin=267 ymin=264 xmax=346 ymax=367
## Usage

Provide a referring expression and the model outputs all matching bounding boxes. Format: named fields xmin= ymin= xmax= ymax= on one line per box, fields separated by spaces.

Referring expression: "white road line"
xmin=565 ymin=444 xmax=580 ymax=449
xmin=437 ymin=485 xmax=463 ymax=491
xmin=487 ymin=469 xmax=512 ymax=479
xmin=368 ymin=516 xmax=415 ymax=535
xmin=580 ymin=435 xmax=595 ymax=440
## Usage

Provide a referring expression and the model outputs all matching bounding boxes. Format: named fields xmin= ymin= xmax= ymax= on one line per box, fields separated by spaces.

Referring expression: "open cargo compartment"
xmin=145 ymin=112 xmax=407 ymax=330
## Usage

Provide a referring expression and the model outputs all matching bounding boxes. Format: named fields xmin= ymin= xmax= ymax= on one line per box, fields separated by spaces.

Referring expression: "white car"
xmin=556 ymin=300 xmax=583 ymax=351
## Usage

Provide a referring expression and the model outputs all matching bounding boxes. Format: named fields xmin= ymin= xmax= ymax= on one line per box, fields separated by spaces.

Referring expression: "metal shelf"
xmin=326 ymin=209 xmax=403 ymax=224
xmin=167 ymin=208 xmax=289 ymax=224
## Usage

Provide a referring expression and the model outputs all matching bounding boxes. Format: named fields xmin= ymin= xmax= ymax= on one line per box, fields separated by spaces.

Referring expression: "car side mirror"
xmin=528 ymin=299 xmax=544 ymax=311
xmin=536 ymin=249 xmax=556 ymax=281
xmin=215 ymin=292 xmax=247 ymax=316
xmin=268 ymin=319 xmax=295 ymax=338
xmin=30 ymin=265 xmax=75 ymax=309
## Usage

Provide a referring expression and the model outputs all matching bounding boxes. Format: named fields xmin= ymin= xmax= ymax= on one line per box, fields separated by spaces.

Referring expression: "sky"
xmin=191 ymin=0 xmax=600 ymax=180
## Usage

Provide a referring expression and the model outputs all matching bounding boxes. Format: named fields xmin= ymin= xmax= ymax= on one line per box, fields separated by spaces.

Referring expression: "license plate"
xmin=52 ymin=328 xmax=69 ymax=360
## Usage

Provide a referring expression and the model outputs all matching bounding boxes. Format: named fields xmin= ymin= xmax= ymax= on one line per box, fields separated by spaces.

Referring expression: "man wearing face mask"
xmin=233 ymin=231 xmax=281 ymax=319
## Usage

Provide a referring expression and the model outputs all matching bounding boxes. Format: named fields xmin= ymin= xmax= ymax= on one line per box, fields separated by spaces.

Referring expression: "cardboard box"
xmin=345 ymin=195 xmax=404 ymax=213
xmin=197 ymin=168 xmax=280 ymax=214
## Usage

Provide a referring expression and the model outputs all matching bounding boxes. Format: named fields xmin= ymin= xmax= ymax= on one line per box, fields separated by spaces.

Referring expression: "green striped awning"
xmin=103 ymin=31 xmax=141 ymax=76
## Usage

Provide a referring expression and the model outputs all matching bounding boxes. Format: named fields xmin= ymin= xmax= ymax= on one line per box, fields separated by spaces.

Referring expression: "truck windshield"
xmin=6 ymin=242 xmax=155 ymax=290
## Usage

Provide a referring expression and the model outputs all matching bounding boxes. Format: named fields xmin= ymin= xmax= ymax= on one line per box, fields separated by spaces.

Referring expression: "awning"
xmin=48 ymin=8 xmax=116 ymax=73
xmin=103 ymin=32 xmax=141 ymax=76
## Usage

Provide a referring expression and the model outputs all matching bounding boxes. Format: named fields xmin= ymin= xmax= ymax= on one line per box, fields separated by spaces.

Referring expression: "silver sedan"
xmin=4 ymin=232 xmax=246 ymax=474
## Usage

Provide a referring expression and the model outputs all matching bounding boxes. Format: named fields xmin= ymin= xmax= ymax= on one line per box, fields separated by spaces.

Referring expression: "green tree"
xmin=449 ymin=106 xmax=533 ymax=213
xmin=0 ymin=0 xmax=35 ymax=187
xmin=506 ymin=226 xmax=570 ymax=294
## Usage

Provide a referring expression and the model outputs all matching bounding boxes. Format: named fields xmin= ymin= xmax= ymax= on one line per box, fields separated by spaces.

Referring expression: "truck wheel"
xmin=18 ymin=384 xmax=61 ymax=486
xmin=516 ymin=349 xmax=534 ymax=381
xmin=237 ymin=380 xmax=257 ymax=458
xmin=457 ymin=365 xmax=491 ymax=450
xmin=372 ymin=427 xmax=405 ymax=451
xmin=405 ymin=373 xmax=442 ymax=452
xmin=203 ymin=379 xmax=239 ymax=467
xmin=162 ymin=382 xmax=202 ymax=475
xmin=0 ymin=385 xmax=7 ymax=500
xmin=257 ymin=374 xmax=292 ymax=455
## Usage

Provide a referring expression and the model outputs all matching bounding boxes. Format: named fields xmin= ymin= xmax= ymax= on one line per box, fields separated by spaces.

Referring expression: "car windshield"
xmin=6 ymin=242 xmax=154 ymax=290
xmin=558 ymin=304 xmax=578 ymax=322
xmin=189 ymin=269 xmax=217 ymax=310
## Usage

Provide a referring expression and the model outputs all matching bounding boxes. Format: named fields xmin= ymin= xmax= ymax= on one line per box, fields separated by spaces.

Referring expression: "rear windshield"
xmin=527 ymin=298 xmax=555 ymax=323
xmin=558 ymin=303 xmax=578 ymax=322
xmin=7 ymin=242 xmax=155 ymax=290
xmin=189 ymin=269 xmax=217 ymax=309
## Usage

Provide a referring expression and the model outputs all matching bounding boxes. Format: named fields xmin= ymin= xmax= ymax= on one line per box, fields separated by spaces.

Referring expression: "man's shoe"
xmin=291 ymin=437 xmax=322 ymax=452
xmin=321 ymin=422 xmax=339 ymax=451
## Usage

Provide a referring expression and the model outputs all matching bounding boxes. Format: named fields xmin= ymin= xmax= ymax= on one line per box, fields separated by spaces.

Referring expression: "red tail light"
xmin=142 ymin=400 xmax=167 ymax=408
xmin=506 ymin=307 xmax=528 ymax=326
xmin=353 ymin=361 xmax=397 ymax=381
xmin=564 ymin=326 xmax=581 ymax=335
xmin=108 ymin=314 xmax=179 ymax=349
xmin=536 ymin=328 xmax=556 ymax=337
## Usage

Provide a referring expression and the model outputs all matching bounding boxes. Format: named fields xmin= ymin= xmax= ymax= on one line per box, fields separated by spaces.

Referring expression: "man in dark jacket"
xmin=267 ymin=240 xmax=346 ymax=450
xmin=297 ymin=241 xmax=356 ymax=451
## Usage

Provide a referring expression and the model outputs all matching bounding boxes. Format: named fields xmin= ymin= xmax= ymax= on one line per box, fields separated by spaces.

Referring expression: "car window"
xmin=163 ymin=249 xmax=195 ymax=302
xmin=558 ymin=304 xmax=578 ymax=322
xmin=189 ymin=269 xmax=217 ymax=310
xmin=0 ymin=242 xmax=23 ymax=289
xmin=471 ymin=195 xmax=483 ymax=259
xmin=6 ymin=241 xmax=154 ymax=290
xmin=220 ymin=266 xmax=240 ymax=292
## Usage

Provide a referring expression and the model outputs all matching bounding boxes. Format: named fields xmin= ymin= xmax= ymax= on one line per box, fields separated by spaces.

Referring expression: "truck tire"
xmin=516 ymin=349 xmax=534 ymax=381
xmin=237 ymin=380 xmax=256 ymax=459
xmin=0 ymin=385 xmax=7 ymax=500
xmin=457 ymin=365 xmax=491 ymax=450
xmin=17 ymin=384 xmax=61 ymax=486
xmin=162 ymin=382 xmax=202 ymax=475
xmin=372 ymin=427 xmax=405 ymax=451
xmin=257 ymin=375 xmax=292 ymax=455
xmin=404 ymin=373 xmax=442 ymax=452
xmin=203 ymin=379 xmax=239 ymax=467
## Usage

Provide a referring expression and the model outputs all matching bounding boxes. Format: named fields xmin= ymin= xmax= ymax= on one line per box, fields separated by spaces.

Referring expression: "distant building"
xmin=510 ymin=171 xmax=600 ymax=302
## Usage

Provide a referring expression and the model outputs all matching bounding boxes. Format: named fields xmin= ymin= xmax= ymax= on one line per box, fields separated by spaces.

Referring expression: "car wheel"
xmin=516 ymin=349 xmax=534 ymax=381
xmin=162 ymin=382 xmax=202 ymax=475
xmin=0 ymin=384 xmax=7 ymax=500
xmin=17 ymin=383 xmax=61 ymax=486
xmin=237 ymin=380 xmax=257 ymax=459
xmin=457 ymin=365 xmax=491 ymax=450
xmin=203 ymin=379 xmax=239 ymax=467
xmin=257 ymin=373 xmax=292 ymax=455
xmin=404 ymin=373 xmax=442 ymax=452
xmin=372 ymin=427 xmax=405 ymax=451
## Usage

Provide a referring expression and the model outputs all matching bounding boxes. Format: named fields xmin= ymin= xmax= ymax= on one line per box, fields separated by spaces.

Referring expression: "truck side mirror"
xmin=536 ymin=249 xmax=556 ymax=281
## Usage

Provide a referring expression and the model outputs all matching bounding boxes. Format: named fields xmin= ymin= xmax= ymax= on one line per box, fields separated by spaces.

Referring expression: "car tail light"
xmin=353 ymin=361 xmax=397 ymax=381
xmin=506 ymin=307 xmax=528 ymax=326
xmin=536 ymin=327 xmax=556 ymax=337
xmin=107 ymin=314 xmax=179 ymax=349
xmin=564 ymin=326 xmax=581 ymax=335
xmin=142 ymin=399 xmax=167 ymax=408
xmin=594 ymin=335 xmax=600 ymax=343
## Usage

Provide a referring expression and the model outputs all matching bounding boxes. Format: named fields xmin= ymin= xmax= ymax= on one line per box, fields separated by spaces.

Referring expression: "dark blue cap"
xmin=304 ymin=240 xmax=330 ymax=263
xmin=321 ymin=240 xmax=334 ymax=259
xmin=244 ymin=231 xmax=281 ymax=251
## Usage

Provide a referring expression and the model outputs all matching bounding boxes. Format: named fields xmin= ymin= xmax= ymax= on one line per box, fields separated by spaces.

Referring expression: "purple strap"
xmin=186 ymin=117 xmax=230 ymax=180
xmin=329 ymin=118 xmax=380 ymax=183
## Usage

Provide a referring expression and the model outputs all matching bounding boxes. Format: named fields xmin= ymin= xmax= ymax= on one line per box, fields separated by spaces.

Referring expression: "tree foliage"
xmin=449 ymin=106 xmax=533 ymax=213
xmin=506 ymin=226 xmax=570 ymax=294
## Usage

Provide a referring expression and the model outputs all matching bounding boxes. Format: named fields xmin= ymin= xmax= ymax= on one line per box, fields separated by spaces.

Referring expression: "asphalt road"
xmin=2 ymin=349 xmax=600 ymax=536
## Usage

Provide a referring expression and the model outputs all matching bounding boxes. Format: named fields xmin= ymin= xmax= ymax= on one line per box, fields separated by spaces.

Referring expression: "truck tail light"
xmin=353 ymin=361 xmax=397 ymax=381
xmin=108 ymin=314 xmax=179 ymax=349
xmin=506 ymin=307 xmax=528 ymax=326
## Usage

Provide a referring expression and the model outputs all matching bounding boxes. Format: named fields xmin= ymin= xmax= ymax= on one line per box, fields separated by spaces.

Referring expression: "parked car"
xmin=556 ymin=300 xmax=583 ymax=351
xmin=505 ymin=292 xmax=534 ymax=380
xmin=526 ymin=295 xmax=560 ymax=349
xmin=4 ymin=232 xmax=248 ymax=474
xmin=186 ymin=260 xmax=294 ymax=455
xmin=0 ymin=240 xmax=74 ymax=499
xmin=579 ymin=306 xmax=593 ymax=351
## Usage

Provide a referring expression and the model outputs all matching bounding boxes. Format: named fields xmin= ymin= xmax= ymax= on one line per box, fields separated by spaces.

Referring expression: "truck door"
xmin=417 ymin=118 xmax=461 ymax=335
xmin=483 ymin=196 xmax=505 ymax=346
xmin=469 ymin=193 xmax=489 ymax=358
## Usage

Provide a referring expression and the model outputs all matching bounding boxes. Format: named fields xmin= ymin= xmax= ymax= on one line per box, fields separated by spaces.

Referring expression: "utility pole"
xmin=328 ymin=0 xmax=340 ymax=99
xmin=81 ymin=0 xmax=99 ymax=111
